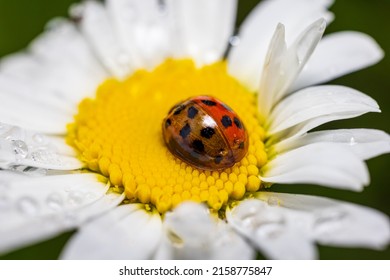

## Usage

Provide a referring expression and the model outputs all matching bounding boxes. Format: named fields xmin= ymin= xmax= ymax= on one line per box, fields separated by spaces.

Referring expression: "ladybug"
xmin=162 ymin=96 xmax=248 ymax=170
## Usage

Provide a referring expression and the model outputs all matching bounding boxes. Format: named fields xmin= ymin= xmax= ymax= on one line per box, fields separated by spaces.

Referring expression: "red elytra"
xmin=162 ymin=96 xmax=248 ymax=170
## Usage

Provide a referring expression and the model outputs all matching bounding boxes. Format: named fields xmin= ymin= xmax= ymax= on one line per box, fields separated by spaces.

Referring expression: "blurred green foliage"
xmin=0 ymin=0 xmax=389 ymax=259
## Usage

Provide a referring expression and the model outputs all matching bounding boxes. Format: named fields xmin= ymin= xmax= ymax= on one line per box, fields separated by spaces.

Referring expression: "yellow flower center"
xmin=67 ymin=59 xmax=267 ymax=213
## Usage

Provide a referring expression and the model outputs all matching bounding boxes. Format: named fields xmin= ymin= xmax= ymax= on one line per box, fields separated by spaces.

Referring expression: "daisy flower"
xmin=0 ymin=0 xmax=389 ymax=260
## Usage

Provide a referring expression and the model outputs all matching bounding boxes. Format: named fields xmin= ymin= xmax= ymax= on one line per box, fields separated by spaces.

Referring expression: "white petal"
xmin=273 ymin=129 xmax=390 ymax=160
xmin=0 ymin=192 xmax=123 ymax=255
xmin=0 ymin=92 xmax=71 ymax=135
xmin=0 ymin=172 xmax=109 ymax=224
xmin=42 ymin=135 xmax=78 ymax=157
xmin=261 ymin=143 xmax=369 ymax=191
xmin=0 ymin=19 xmax=107 ymax=106
xmin=211 ymin=220 xmax=255 ymax=260
xmin=227 ymin=199 xmax=317 ymax=259
xmin=256 ymin=192 xmax=390 ymax=250
xmin=166 ymin=0 xmax=237 ymax=65
xmin=76 ymin=1 xmax=134 ymax=78
xmin=228 ymin=0 xmax=333 ymax=90
xmin=0 ymin=74 xmax=74 ymax=115
xmin=0 ymin=124 xmax=82 ymax=170
xmin=267 ymin=85 xmax=380 ymax=137
xmin=154 ymin=202 xmax=214 ymax=259
xmin=154 ymin=202 xmax=254 ymax=260
xmin=28 ymin=19 xmax=107 ymax=102
xmin=0 ymin=172 xmax=111 ymax=254
xmin=73 ymin=192 xmax=125 ymax=226
xmin=292 ymin=32 xmax=384 ymax=91
xmin=257 ymin=23 xmax=287 ymax=118
xmin=107 ymin=0 xmax=172 ymax=70
xmin=258 ymin=19 xmax=326 ymax=117
xmin=61 ymin=204 xmax=162 ymax=259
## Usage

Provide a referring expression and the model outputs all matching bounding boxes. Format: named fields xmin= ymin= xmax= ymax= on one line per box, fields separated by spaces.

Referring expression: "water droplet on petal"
xmin=267 ymin=196 xmax=279 ymax=207
xmin=46 ymin=193 xmax=64 ymax=211
xmin=349 ymin=136 xmax=357 ymax=146
xmin=12 ymin=140 xmax=29 ymax=161
xmin=28 ymin=168 xmax=47 ymax=176
xmin=67 ymin=191 xmax=84 ymax=205
xmin=229 ymin=35 xmax=240 ymax=47
xmin=31 ymin=149 xmax=61 ymax=165
xmin=17 ymin=197 xmax=39 ymax=216
xmin=318 ymin=20 xmax=327 ymax=32
xmin=85 ymin=192 xmax=97 ymax=201
xmin=4 ymin=127 xmax=23 ymax=141
xmin=32 ymin=134 xmax=47 ymax=145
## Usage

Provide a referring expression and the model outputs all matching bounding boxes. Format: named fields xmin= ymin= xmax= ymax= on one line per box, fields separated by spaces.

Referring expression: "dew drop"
xmin=29 ymin=168 xmax=48 ymax=177
xmin=12 ymin=140 xmax=29 ymax=161
xmin=12 ymin=166 xmax=47 ymax=176
xmin=31 ymin=150 xmax=61 ymax=165
xmin=32 ymin=134 xmax=47 ymax=145
xmin=46 ymin=192 xmax=64 ymax=211
xmin=349 ymin=136 xmax=357 ymax=146
xmin=67 ymin=191 xmax=84 ymax=205
xmin=267 ymin=196 xmax=279 ymax=207
xmin=4 ymin=127 xmax=23 ymax=141
xmin=17 ymin=197 xmax=39 ymax=216
xmin=318 ymin=20 xmax=326 ymax=32
xmin=85 ymin=192 xmax=97 ymax=201
xmin=229 ymin=35 xmax=240 ymax=47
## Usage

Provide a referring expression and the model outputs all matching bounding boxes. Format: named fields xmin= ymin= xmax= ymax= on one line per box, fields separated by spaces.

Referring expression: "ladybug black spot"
xmin=221 ymin=115 xmax=232 ymax=128
xmin=180 ymin=123 xmax=191 ymax=139
xmin=173 ymin=105 xmax=185 ymax=115
xmin=192 ymin=140 xmax=205 ymax=153
xmin=214 ymin=155 xmax=223 ymax=164
xmin=239 ymin=142 xmax=245 ymax=149
xmin=200 ymin=127 xmax=215 ymax=139
xmin=187 ymin=106 xmax=198 ymax=119
xmin=165 ymin=118 xmax=171 ymax=128
xmin=233 ymin=117 xmax=242 ymax=129
xmin=201 ymin=100 xmax=217 ymax=106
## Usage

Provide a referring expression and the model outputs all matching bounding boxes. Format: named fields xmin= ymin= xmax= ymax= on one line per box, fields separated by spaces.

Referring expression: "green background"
xmin=0 ymin=0 xmax=389 ymax=259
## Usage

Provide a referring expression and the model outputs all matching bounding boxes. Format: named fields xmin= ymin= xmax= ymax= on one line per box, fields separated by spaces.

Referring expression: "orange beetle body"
xmin=162 ymin=96 xmax=248 ymax=170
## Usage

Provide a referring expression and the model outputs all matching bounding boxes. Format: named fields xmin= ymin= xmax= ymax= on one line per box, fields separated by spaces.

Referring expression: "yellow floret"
xmin=67 ymin=59 xmax=268 ymax=213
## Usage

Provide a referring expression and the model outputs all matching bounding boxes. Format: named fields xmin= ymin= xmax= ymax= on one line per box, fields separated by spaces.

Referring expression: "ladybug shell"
xmin=162 ymin=96 xmax=248 ymax=170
